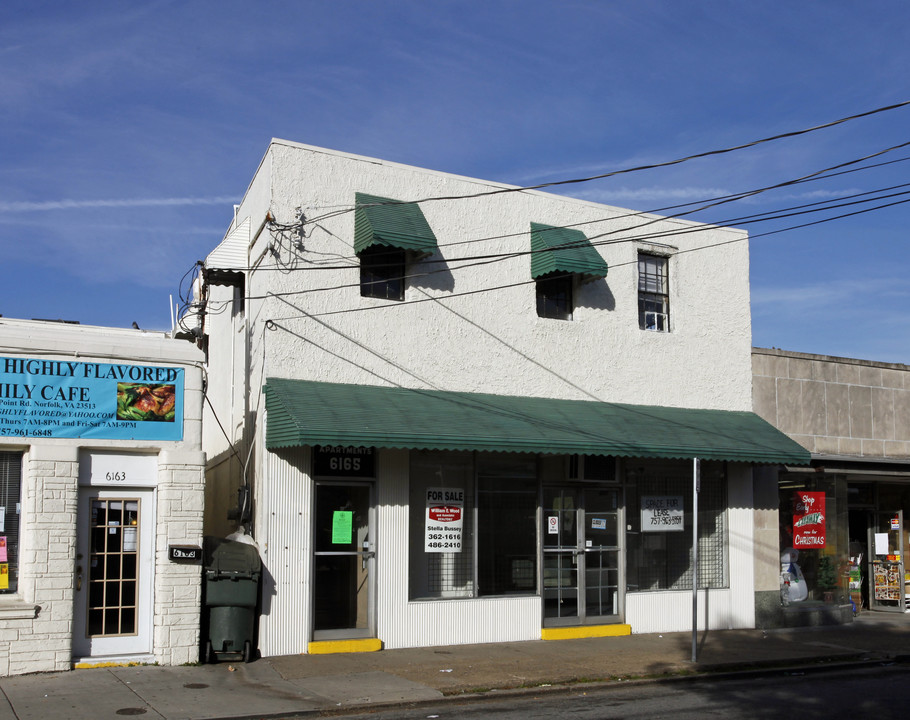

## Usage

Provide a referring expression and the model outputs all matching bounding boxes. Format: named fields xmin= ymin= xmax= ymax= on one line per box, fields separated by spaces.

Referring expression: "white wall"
xmin=236 ymin=140 xmax=754 ymax=412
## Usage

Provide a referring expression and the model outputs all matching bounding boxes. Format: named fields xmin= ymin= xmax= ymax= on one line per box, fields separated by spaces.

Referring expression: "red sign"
xmin=793 ymin=492 xmax=826 ymax=548
xmin=428 ymin=505 xmax=461 ymax=523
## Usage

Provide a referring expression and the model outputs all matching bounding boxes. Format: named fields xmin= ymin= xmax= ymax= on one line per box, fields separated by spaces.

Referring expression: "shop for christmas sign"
xmin=793 ymin=492 xmax=826 ymax=548
xmin=425 ymin=487 xmax=464 ymax=552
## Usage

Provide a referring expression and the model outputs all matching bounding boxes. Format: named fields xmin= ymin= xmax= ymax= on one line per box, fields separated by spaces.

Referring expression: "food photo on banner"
xmin=0 ymin=357 xmax=184 ymax=441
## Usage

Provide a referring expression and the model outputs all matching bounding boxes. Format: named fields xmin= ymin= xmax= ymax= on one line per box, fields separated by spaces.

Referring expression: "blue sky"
xmin=1 ymin=1 xmax=908 ymax=363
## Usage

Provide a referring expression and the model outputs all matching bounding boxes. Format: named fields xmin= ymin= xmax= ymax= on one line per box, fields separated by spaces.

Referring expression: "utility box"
xmin=202 ymin=537 xmax=261 ymax=663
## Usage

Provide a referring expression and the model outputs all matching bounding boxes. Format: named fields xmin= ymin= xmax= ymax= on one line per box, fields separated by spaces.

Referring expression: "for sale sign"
xmin=793 ymin=492 xmax=826 ymax=548
xmin=425 ymin=487 xmax=464 ymax=553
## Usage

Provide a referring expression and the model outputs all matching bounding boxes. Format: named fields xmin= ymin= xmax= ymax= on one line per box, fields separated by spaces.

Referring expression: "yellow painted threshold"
xmin=308 ymin=638 xmax=383 ymax=655
xmin=541 ymin=624 xmax=632 ymax=641
xmin=74 ymin=661 xmax=145 ymax=669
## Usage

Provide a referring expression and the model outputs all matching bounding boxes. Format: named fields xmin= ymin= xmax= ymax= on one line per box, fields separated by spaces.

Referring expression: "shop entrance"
xmin=73 ymin=487 xmax=155 ymax=659
xmin=312 ymin=482 xmax=375 ymax=639
xmin=542 ymin=485 xmax=622 ymax=626
xmin=868 ymin=510 xmax=906 ymax=612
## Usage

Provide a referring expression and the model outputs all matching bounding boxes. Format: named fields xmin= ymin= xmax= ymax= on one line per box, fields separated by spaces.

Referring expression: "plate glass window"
xmin=638 ymin=253 xmax=669 ymax=331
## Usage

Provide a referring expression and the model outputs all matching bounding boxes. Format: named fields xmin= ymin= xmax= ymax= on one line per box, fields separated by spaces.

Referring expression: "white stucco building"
xmin=0 ymin=318 xmax=205 ymax=675
xmin=200 ymin=140 xmax=808 ymax=657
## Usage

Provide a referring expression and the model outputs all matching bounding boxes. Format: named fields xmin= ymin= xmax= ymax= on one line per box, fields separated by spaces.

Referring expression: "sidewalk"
xmin=2 ymin=611 xmax=908 ymax=720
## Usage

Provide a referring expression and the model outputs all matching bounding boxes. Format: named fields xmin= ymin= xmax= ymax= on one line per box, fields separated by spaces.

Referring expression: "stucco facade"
xmin=200 ymin=141 xmax=804 ymax=657
xmin=0 ymin=318 xmax=205 ymax=675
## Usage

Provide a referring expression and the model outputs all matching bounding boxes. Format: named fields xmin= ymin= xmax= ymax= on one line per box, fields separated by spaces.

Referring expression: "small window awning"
xmin=530 ymin=222 xmax=609 ymax=284
xmin=354 ymin=192 xmax=438 ymax=259
xmin=264 ymin=378 xmax=810 ymax=465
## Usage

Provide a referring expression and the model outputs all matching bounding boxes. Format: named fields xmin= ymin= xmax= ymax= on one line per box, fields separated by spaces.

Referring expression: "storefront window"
xmin=0 ymin=452 xmax=22 ymax=594
xmin=778 ymin=473 xmax=848 ymax=603
xmin=625 ymin=460 xmax=728 ymax=592
xmin=476 ymin=455 xmax=537 ymax=596
xmin=409 ymin=451 xmax=475 ymax=600
xmin=408 ymin=451 xmax=538 ymax=600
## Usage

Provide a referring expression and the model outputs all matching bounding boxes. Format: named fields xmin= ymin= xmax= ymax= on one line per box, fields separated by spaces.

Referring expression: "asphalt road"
xmin=322 ymin=662 xmax=910 ymax=720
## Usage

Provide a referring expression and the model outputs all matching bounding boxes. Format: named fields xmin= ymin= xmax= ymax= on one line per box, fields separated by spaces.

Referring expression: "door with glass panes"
xmin=542 ymin=486 xmax=622 ymax=625
xmin=869 ymin=509 xmax=905 ymax=612
xmin=73 ymin=488 xmax=154 ymax=658
xmin=312 ymin=482 xmax=375 ymax=639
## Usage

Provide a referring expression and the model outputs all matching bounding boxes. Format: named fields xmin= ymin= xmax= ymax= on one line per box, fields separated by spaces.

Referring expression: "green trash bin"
xmin=202 ymin=537 xmax=261 ymax=663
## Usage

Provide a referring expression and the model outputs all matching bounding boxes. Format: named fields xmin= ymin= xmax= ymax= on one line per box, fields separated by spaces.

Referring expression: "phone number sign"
xmin=425 ymin=487 xmax=464 ymax=552
xmin=641 ymin=496 xmax=684 ymax=532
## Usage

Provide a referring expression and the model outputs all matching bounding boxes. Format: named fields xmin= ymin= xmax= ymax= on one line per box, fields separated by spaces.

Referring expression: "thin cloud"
xmin=0 ymin=196 xmax=237 ymax=213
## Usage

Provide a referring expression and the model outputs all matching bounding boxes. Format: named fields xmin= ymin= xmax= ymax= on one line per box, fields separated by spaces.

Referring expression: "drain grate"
xmin=115 ymin=709 xmax=147 ymax=716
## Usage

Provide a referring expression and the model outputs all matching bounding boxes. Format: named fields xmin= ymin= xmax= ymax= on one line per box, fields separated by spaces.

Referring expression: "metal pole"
xmin=692 ymin=457 xmax=700 ymax=663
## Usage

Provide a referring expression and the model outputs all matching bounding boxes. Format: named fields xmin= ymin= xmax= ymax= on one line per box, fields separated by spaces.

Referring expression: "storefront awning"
xmin=354 ymin=192 xmax=438 ymax=259
xmin=263 ymin=379 xmax=810 ymax=465
xmin=530 ymin=222 xmax=609 ymax=284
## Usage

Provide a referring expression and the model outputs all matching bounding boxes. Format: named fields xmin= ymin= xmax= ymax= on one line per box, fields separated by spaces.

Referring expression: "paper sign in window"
xmin=332 ymin=510 xmax=353 ymax=545
xmin=0 ymin=537 xmax=6 ymax=563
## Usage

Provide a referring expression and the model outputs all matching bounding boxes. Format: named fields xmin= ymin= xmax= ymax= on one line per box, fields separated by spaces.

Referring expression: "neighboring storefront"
xmin=198 ymin=139 xmax=810 ymax=656
xmin=753 ymin=348 xmax=910 ymax=623
xmin=0 ymin=317 xmax=205 ymax=676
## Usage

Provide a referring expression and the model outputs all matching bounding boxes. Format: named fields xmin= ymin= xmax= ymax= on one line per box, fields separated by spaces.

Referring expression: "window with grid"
xmin=625 ymin=460 xmax=728 ymax=591
xmin=0 ymin=453 xmax=21 ymax=595
xmin=638 ymin=253 xmax=669 ymax=331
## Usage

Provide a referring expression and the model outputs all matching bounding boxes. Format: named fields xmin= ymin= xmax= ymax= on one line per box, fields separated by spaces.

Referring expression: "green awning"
xmin=264 ymin=378 xmax=810 ymax=465
xmin=530 ymin=222 xmax=609 ymax=284
xmin=354 ymin=192 xmax=438 ymax=258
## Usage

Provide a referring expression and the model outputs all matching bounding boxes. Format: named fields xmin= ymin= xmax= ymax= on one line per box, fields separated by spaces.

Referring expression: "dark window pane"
xmin=360 ymin=246 xmax=406 ymax=300
xmin=478 ymin=476 xmax=538 ymax=596
xmin=536 ymin=274 xmax=573 ymax=320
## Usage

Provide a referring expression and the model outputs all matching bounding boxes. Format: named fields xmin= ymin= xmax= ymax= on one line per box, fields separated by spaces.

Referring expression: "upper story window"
xmin=354 ymin=192 xmax=438 ymax=301
xmin=536 ymin=273 xmax=573 ymax=320
xmin=530 ymin=222 xmax=608 ymax=321
xmin=638 ymin=253 xmax=669 ymax=331
xmin=360 ymin=246 xmax=406 ymax=300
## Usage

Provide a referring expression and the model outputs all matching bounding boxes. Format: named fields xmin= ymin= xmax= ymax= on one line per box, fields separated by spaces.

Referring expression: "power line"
xmin=299 ymin=99 xmax=910 ymax=226
xmin=262 ymin=194 xmax=910 ymax=323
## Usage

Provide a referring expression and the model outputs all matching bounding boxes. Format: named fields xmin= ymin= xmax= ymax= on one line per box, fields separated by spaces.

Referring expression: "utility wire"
xmin=264 ymin=194 xmax=910 ymax=323
xmin=298 ymin=99 xmax=910 ymax=226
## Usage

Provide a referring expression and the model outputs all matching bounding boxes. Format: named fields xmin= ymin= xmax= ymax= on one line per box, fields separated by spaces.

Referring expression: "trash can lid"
xmin=204 ymin=536 xmax=262 ymax=574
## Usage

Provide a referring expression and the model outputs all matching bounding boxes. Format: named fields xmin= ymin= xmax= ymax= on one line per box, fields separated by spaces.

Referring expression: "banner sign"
xmin=425 ymin=487 xmax=464 ymax=552
xmin=641 ymin=496 xmax=684 ymax=532
xmin=793 ymin=492 xmax=826 ymax=548
xmin=0 ymin=357 xmax=184 ymax=441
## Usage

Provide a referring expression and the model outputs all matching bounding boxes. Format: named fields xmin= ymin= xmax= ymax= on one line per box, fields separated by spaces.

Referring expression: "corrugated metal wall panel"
xmin=207 ymin=216 xmax=250 ymax=270
xmin=258 ymin=446 xmax=311 ymax=657
xmin=377 ymin=448 xmax=541 ymax=649
xmin=626 ymin=590 xmax=734 ymax=634
xmin=726 ymin=466 xmax=756 ymax=629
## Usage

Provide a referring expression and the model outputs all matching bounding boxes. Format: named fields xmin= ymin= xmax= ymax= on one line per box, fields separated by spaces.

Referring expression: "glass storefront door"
xmin=869 ymin=510 xmax=905 ymax=612
xmin=312 ymin=482 xmax=375 ymax=639
xmin=542 ymin=485 xmax=622 ymax=626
